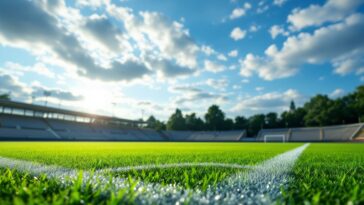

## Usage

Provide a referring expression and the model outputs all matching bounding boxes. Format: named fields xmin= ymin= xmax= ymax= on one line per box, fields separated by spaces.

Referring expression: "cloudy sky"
xmin=0 ymin=0 xmax=363 ymax=120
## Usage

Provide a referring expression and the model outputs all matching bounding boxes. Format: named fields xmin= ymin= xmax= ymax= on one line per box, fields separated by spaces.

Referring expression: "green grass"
xmin=0 ymin=142 xmax=300 ymax=204
xmin=283 ymin=143 xmax=364 ymax=205
xmin=2 ymin=142 xmax=364 ymax=204
xmin=0 ymin=168 xmax=133 ymax=205
xmin=0 ymin=142 xmax=300 ymax=169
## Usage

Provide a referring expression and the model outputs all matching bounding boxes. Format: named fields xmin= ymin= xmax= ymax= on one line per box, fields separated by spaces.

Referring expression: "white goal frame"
xmin=264 ymin=134 xmax=286 ymax=143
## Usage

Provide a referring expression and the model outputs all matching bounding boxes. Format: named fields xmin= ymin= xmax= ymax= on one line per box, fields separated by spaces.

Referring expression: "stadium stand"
xmin=258 ymin=123 xmax=364 ymax=142
xmin=2 ymin=100 xmax=363 ymax=142
xmin=163 ymin=130 xmax=245 ymax=141
xmin=323 ymin=124 xmax=363 ymax=141
xmin=290 ymin=127 xmax=322 ymax=142
xmin=162 ymin=131 xmax=194 ymax=141
xmin=0 ymin=115 xmax=48 ymax=129
xmin=0 ymin=100 xmax=244 ymax=141
xmin=353 ymin=127 xmax=364 ymax=141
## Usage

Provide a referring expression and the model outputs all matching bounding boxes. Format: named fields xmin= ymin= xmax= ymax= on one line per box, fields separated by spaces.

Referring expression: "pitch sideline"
xmin=0 ymin=143 xmax=309 ymax=204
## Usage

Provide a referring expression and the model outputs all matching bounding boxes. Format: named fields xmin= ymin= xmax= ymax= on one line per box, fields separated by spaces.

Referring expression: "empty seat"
xmin=0 ymin=128 xmax=56 ymax=140
xmin=0 ymin=115 xmax=47 ymax=129
xmin=323 ymin=124 xmax=362 ymax=141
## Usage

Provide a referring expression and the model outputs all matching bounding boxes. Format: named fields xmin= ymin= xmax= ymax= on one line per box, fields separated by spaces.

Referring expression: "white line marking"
xmin=0 ymin=143 xmax=309 ymax=204
xmin=198 ymin=143 xmax=310 ymax=204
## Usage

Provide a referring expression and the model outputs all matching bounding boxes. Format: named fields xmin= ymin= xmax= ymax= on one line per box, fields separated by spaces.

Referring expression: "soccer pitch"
xmin=0 ymin=142 xmax=363 ymax=204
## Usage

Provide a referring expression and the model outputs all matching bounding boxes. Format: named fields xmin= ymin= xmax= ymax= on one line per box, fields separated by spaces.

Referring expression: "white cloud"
xmin=239 ymin=14 xmax=364 ymax=80
xmin=229 ymin=3 xmax=252 ymax=20
xmin=4 ymin=62 xmax=55 ymax=78
xmin=170 ymin=84 xmax=228 ymax=108
xmin=217 ymin=54 xmax=228 ymax=61
xmin=231 ymin=89 xmax=302 ymax=115
xmin=244 ymin=3 xmax=252 ymax=9
xmin=0 ymin=0 xmax=206 ymax=82
xmin=201 ymin=45 xmax=216 ymax=56
xmin=206 ymin=78 xmax=228 ymax=90
xmin=175 ymin=90 xmax=228 ymax=106
xmin=257 ymin=1 xmax=269 ymax=14
xmin=81 ymin=14 xmax=128 ymax=53
xmin=0 ymin=73 xmax=30 ymax=98
xmin=32 ymin=86 xmax=83 ymax=101
xmin=132 ymin=12 xmax=199 ymax=69
xmin=249 ymin=24 xmax=260 ymax=32
xmin=230 ymin=27 xmax=246 ymax=41
xmin=76 ymin=0 xmax=104 ymax=8
xmin=329 ymin=88 xmax=345 ymax=98
xmin=274 ymin=0 xmax=288 ymax=6
xmin=255 ymin=87 xmax=265 ymax=91
xmin=232 ymin=85 xmax=241 ymax=90
xmin=230 ymin=8 xmax=246 ymax=19
xmin=269 ymin=25 xmax=289 ymax=39
xmin=241 ymin=79 xmax=250 ymax=83
xmin=204 ymin=60 xmax=226 ymax=73
xmin=228 ymin=49 xmax=239 ymax=57
xmin=288 ymin=0 xmax=364 ymax=31
xmin=0 ymin=0 xmax=152 ymax=82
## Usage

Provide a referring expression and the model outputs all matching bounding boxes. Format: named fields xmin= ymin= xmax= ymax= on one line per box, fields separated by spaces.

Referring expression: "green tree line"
xmin=146 ymin=85 xmax=364 ymax=136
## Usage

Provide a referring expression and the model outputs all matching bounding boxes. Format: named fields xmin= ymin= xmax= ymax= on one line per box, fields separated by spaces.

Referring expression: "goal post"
xmin=264 ymin=134 xmax=286 ymax=143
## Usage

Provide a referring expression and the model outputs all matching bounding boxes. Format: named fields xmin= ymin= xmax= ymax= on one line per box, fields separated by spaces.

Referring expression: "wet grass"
xmin=114 ymin=166 xmax=245 ymax=191
xmin=0 ymin=142 xmax=300 ymax=204
xmin=0 ymin=142 xmax=300 ymax=169
xmin=0 ymin=168 xmax=134 ymax=205
xmin=2 ymin=142 xmax=363 ymax=204
xmin=283 ymin=143 xmax=364 ymax=205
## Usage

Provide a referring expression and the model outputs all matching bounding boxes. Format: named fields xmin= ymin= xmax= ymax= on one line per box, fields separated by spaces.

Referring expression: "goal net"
xmin=264 ymin=134 xmax=286 ymax=143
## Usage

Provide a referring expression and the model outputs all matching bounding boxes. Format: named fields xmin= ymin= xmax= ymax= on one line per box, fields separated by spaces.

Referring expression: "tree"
xmin=265 ymin=112 xmax=279 ymax=128
xmin=204 ymin=105 xmax=225 ymax=130
xmin=352 ymin=85 xmax=364 ymax=122
xmin=222 ymin=118 xmax=234 ymax=130
xmin=146 ymin=116 xmax=157 ymax=128
xmin=185 ymin=113 xmax=205 ymax=130
xmin=234 ymin=116 xmax=248 ymax=130
xmin=247 ymin=114 xmax=265 ymax=137
xmin=289 ymin=100 xmax=296 ymax=112
xmin=154 ymin=121 xmax=166 ymax=131
xmin=340 ymin=94 xmax=359 ymax=124
xmin=303 ymin=95 xmax=335 ymax=126
xmin=0 ymin=93 xmax=10 ymax=100
xmin=166 ymin=109 xmax=186 ymax=130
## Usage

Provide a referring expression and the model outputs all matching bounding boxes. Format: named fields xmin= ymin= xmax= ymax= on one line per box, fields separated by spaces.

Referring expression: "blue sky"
xmin=0 ymin=0 xmax=363 ymax=120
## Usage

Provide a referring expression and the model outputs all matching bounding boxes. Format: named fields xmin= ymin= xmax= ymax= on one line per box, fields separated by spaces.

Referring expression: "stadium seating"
xmin=2 ymin=112 xmax=363 ymax=142
xmin=290 ymin=127 xmax=321 ymax=141
xmin=213 ymin=131 xmax=246 ymax=141
xmin=323 ymin=124 xmax=363 ymax=141
xmin=162 ymin=131 xmax=194 ymax=141
xmin=0 ymin=128 xmax=56 ymax=140
xmin=0 ymin=115 xmax=48 ymax=129
xmin=258 ymin=123 xmax=364 ymax=142
xmin=353 ymin=128 xmax=364 ymax=141
xmin=163 ymin=130 xmax=245 ymax=141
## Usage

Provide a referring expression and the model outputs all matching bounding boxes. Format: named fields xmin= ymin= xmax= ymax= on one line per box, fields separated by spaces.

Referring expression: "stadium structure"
xmin=0 ymin=100 xmax=363 ymax=142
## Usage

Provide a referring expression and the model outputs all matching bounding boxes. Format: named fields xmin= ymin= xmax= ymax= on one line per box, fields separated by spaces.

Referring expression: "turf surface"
xmin=0 ymin=142 xmax=363 ymax=204
xmin=283 ymin=143 xmax=364 ymax=204
xmin=0 ymin=142 xmax=300 ymax=169
xmin=0 ymin=142 xmax=300 ymax=204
